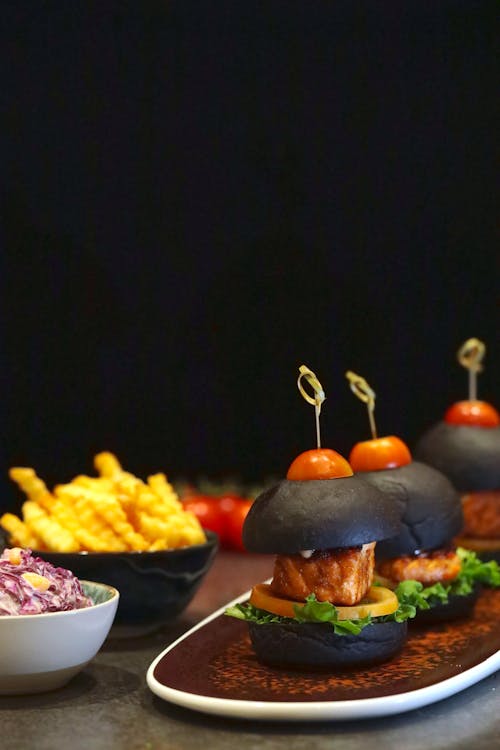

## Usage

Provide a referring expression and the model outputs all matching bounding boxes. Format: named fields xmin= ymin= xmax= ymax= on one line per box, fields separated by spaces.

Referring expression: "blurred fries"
xmin=1 ymin=452 xmax=206 ymax=552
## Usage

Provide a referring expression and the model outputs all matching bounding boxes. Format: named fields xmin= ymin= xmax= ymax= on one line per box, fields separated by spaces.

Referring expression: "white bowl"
xmin=0 ymin=580 xmax=119 ymax=695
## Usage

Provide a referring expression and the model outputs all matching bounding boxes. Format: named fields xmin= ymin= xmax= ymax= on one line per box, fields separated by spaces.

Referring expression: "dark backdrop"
xmin=1 ymin=1 xmax=498 ymax=510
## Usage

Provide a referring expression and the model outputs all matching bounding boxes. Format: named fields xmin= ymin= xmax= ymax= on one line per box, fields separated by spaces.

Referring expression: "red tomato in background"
xmin=182 ymin=496 xmax=226 ymax=540
xmin=182 ymin=493 xmax=253 ymax=551
xmin=224 ymin=497 xmax=253 ymax=551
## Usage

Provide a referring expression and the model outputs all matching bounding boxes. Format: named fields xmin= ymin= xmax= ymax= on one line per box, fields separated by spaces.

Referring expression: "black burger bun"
xmin=410 ymin=586 xmax=480 ymax=626
xmin=248 ymin=619 xmax=408 ymax=668
xmin=242 ymin=476 xmax=401 ymax=554
xmin=414 ymin=421 xmax=500 ymax=493
xmin=357 ymin=461 xmax=463 ymax=558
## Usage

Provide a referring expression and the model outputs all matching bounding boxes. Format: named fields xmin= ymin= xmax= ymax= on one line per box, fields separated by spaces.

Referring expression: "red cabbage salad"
xmin=0 ymin=548 xmax=92 ymax=615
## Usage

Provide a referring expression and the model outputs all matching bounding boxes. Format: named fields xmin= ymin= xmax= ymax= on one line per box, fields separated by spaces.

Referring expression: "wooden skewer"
xmin=345 ymin=370 xmax=378 ymax=440
xmin=457 ymin=338 xmax=485 ymax=401
xmin=297 ymin=365 xmax=326 ymax=449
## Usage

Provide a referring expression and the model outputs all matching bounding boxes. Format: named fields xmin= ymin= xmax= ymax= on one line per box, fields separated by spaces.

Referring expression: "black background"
xmin=1 ymin=1 xmax=498 ymax=511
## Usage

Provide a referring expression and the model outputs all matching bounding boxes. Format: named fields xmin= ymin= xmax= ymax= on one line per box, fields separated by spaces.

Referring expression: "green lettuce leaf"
xmin=225 ymin=603 xmax=284 ymax=624
xmin=393 ymin=548 xmax=500 ymax=610
xmin=456 ymin=547 xmax=500 ymax=587
xmin=393 ymin=579 xmax=430 ymax=612
xmin=292 ymin=595 xmax=372 ymax=634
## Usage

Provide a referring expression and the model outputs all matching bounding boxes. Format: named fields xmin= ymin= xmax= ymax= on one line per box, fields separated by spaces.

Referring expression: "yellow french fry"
xmin=22 ymin=501 xmax=79 ymax=552
xmin=6 ymin=453 xmax=206 ymax=553
xmin=94 ymin=452 xmax=123 ymax=478
xmin=0 ymin=512 xmax=42 ymax=549
xmin=9 ymin=468 xmax=56 ymax=513
xmin=147 ymin=473 xmax=183 ymax=510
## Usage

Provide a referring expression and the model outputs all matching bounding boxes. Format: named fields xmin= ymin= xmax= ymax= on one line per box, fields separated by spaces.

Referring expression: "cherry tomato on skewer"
xmin=286 ymin=448 xmax=353 ymax=481
xmin=349 ymin=435 xmax=412 ymax=472
xmin=444 ymin=400 xmax=500 ymax=428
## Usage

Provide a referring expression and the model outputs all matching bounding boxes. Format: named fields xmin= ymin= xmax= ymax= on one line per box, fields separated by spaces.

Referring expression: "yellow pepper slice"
xmin=249 ymin=582 xmax=398 ymax=620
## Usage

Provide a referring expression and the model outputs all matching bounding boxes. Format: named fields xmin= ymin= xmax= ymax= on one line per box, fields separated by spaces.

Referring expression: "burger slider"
xmin=226 ymin=366 xmax=416 ymax=669
xmin=414 ymin=339 xmax=500 ymax=563
xmin=346 ymin=369 xmax=500 ymax=624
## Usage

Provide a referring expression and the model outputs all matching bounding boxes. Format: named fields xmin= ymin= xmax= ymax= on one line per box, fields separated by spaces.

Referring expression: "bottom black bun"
xmin=248 ymin=620 xmax=407 ymax=669
xmin=410 ymin=586 xmax=480 ymax=626
xmin=475 ymin=549 xmax=500 ymax=566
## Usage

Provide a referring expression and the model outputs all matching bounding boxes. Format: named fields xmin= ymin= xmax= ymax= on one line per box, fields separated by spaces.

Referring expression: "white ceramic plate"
xmin=147 ymin=587 xmax=500 ymax=721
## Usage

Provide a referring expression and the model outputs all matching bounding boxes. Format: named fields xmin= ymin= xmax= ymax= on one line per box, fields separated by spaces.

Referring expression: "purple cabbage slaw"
xmin=0 ymin=548 xmax=92 ymax=615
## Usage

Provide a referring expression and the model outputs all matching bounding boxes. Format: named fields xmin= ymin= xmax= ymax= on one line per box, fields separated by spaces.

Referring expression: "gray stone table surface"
xmin=1 ymin=551 xmax=499 ymax=750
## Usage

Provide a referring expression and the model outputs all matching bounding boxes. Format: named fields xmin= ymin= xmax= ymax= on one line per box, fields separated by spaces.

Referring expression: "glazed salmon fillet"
xmin=377 ymin=549 xmax=461 ymax=585
xmin=270 ymin=542 xmax=375 ymax=606
xmin=461 ymin=492 xmax=500 ymax=538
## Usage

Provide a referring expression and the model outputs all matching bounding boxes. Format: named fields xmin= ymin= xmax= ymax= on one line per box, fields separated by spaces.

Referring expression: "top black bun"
xmin=414 ymin=422 xmax=500 ymax=492
xmin=242 ymin=476 xmax=400 ymax=554
xmin=358 ymin=461 xmax=462 ymax=558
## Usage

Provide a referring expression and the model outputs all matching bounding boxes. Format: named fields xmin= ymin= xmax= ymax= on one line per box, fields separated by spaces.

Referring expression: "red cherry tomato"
xmin=286 ymin=448 xmax=353 ymax=480
xmin=224 ymin=497 xmax=253 ymax=551
xmin=444 ymin=400 xmax=500 ymax=427
xmin=182 ymin=495 xmax=226 ymax=540
xmin=349 ymin=435 xmax=412 ymax=472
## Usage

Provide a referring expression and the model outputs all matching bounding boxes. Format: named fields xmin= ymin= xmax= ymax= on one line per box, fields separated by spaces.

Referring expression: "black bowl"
xmin=0 ymin=529 xmax=218 ymax=636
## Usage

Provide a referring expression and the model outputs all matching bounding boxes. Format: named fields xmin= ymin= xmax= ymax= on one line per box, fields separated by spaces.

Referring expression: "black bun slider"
xmin=242 ymin=476 xmax=401 ymax=554
xmin=414 ymin=422 xmax=500 ymax=493
xmin=357 ymin=462 xmax=463 ymax=559
xmin=248 ymin=619 xmax=408 ymax=669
